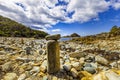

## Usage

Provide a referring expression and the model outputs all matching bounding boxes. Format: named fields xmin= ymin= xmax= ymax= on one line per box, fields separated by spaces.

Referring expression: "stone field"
xmin=0 ymin=35 xmax=120 ymax=80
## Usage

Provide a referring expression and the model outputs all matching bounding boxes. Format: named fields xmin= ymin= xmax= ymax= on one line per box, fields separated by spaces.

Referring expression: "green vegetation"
xmin=71 ymin=25 xmax=120 ymax=44
xmin=63 ymin=33 xmax=80 ymax=37
xmin=109 ymin=25 xmax=120 ymax=37
xmin=0 ymin=15 xmax=48 ymax=38
xmin=70 ymin=33 xmax=80 ymax=37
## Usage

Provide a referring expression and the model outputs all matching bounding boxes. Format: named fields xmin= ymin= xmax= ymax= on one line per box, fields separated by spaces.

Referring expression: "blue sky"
xmin=51 ymin=8 xmax=120 ymax=36
xmin=0 ymin=0 xmax=120 ymax=36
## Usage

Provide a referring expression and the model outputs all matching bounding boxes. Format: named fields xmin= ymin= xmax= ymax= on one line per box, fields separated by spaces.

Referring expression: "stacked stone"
xmin=45 ymin=34 xmax=61 ymax=74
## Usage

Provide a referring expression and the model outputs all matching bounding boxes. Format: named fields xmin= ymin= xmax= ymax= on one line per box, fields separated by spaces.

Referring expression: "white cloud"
xmin=51 ymin=29 xmax=61 ymax=32
xmin=110 ymin=0 xmax=120 ymax=10
xmin=0 ymin=0 xmax=119 ymax=33
xmin=66 ymin=0 xmax=110 ymax=23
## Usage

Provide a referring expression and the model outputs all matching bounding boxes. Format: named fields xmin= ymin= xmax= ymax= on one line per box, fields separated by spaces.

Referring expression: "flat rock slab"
xmin=45 ymin=34 xmax=61 ymax=40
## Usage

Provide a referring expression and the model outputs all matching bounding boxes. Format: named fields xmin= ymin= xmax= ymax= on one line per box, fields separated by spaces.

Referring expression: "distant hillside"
xmin=0 ymin=15 xmax=48 ymax=38
xmin=71 ymin=25 xmax=120 ymax=44
xmin=63 ymin=33 xmax=80 ymax=38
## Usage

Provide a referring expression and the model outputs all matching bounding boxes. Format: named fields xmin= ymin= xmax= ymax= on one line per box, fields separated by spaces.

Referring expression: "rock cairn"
xmin=45 ymin=34 xmax=61 ymax=74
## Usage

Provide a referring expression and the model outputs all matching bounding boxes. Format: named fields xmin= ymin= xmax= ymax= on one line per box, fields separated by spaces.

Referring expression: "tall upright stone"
xmin=46 ymin=34 xmax=61 ymax=74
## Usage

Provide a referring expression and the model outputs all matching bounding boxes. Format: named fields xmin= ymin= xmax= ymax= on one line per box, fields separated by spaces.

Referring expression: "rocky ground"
xmin=0 ymin=37 xmax=120 ymax=80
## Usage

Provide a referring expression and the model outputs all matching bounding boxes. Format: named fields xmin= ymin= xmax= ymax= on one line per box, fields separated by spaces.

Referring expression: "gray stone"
xmin=45 ymin=34 xmax=61 ymax=40
xmin=83 ymin=63 xmax=97 ymax=74
xmin=47 ymin=40 xmax=60 ymax=73
xmin=83 ymin=67 xmax=96 ymax=74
